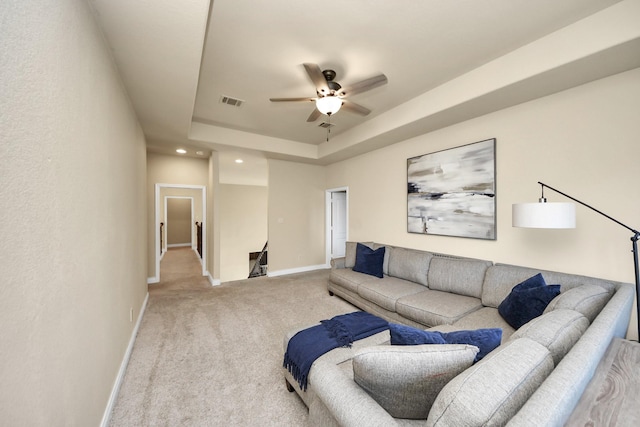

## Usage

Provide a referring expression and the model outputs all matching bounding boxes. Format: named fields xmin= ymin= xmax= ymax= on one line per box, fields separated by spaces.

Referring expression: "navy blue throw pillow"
xmin=390 ymin=324 xmax=502 ymax=363
xmin=352 ymin=243 xmax=385 ymax=278
xmin=498 ymin=273 xmax=561 ymax=329
xmin=441 ymin=328 xmax=502 ymax=362
xmin=511 ymin=272 xmax=547 ymax=292
xmin=389 ymin=323 xmax=446 ymax=345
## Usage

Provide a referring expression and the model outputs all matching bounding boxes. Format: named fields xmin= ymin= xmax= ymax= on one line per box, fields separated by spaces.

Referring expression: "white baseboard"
xmin=267 ymin=264 xmax=330 ymax=277
xmin=100 ymin=292 xmax=149 ymax=427
xmin=147 ymin=276 xmax=159 ymax=284
xmin=208 ymin=271 xmax=221 ymax=286
xmin=167 ymin=243 xmax=191 ymax=248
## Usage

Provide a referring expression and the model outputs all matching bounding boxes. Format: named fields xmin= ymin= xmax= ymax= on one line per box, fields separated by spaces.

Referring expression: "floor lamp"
xmin=512 ymin=181 xmax=640 ymax=339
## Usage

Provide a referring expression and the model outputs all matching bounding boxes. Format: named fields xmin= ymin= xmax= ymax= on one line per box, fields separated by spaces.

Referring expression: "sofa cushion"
xmin=481 ymin=264 xmax=617 ymax=308
xmin=544 ymin=284 xmax=612 ymax=323
xmin=396 ymin=289 xmax=483 ymax=327
xmin=387 ymin=247 xmax=433 ymax=286
xmin=345 ymin=241 xmax=373 ymax=268
xmin=353 ymin=243 xmax=385 ymax=278
xmin=373 ymin=243 xmax=393 ymax=275
xmin=426 ymin=338 xmax=555 ymax=427
xmin=353 ymin=344 xmax=478 ymax=420
xmin=498 ymin=274 xmax=560 ymax=329
xmin=357 ymin=276 xmax=426 ymax=312
xmin=482 ymin=265 xmax=542 ymax=308
xmin=329 ymin=268 xmax=372 ymax=293
xmin=510 ymin=309 xmax=589 ymax=365
xmin=427 ymin=257 xmax=492 ymax=299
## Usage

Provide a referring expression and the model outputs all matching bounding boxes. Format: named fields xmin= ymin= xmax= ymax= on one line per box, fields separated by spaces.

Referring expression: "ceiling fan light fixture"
xmin=315 ymin=96 xmax=342 ymax=115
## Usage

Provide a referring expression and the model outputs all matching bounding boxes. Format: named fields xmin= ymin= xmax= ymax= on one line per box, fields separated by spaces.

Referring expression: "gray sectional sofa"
xmin=283 ymin=242 xmax=635 ymax=426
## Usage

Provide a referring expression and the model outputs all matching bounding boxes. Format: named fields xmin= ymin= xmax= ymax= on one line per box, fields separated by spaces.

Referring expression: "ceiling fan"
xmin=269 ymin=63 xmax=388 ymax=122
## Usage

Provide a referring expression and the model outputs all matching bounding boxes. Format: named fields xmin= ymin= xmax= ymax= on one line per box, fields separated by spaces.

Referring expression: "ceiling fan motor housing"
xmin=321 ymin=69 xmax=341 ymax=95
xmin=322 ymin=69 xmax=337 ymax=81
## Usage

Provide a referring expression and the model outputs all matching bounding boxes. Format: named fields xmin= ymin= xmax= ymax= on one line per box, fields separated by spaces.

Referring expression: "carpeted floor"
xmin=109 ymin=248 xmax=356 ymax=426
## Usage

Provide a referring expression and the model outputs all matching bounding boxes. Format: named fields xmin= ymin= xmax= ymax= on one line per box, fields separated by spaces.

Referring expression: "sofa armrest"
xmin=330 ymin=257 xmax=346 ymax=269
xmin=310 ymin=360 xmax=399 ymax=427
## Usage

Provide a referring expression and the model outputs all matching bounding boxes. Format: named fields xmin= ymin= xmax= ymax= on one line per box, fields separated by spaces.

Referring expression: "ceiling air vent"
xmin=220 ymin=95 xmax=244 ymax=108
xmin=318 ymin=122 xmax=335 ymax=129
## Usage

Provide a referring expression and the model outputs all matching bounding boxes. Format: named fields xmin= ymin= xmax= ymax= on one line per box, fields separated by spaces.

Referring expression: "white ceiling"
xmin=88 ymin=0 xmax=640 ymax=172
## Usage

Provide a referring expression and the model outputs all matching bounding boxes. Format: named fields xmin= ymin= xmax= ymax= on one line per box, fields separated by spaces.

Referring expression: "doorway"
xmin=325 ymin=187 xmax=348 ymax=264
xmin=164 ymin=197 xmax=194 ymax=250
xmin=154 ymin=184 xmax=206 ymax=283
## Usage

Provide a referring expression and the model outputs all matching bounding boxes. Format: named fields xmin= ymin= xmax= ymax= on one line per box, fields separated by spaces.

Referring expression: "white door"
xmin=331 ymin=191 xmax=347 ymax=258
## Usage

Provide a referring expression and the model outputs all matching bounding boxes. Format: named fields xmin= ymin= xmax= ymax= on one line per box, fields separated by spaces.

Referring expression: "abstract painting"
xmin=407 ymin=139 xmax=496 ymax=240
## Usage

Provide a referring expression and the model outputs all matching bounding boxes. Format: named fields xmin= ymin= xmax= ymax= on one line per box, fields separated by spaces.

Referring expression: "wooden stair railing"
xmin=195 ymin=221 xmax=203 ymax=258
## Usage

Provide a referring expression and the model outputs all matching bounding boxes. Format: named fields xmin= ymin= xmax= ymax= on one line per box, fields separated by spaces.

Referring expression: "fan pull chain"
xmin=326 ymin=115 xmax=331 ymax=142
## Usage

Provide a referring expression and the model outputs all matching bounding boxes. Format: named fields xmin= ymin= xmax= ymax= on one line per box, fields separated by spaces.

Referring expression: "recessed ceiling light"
xmin=176 ymin=148 xmax=187 ymax=154
xmin=196 ymin=151 xmax=204 ymax=156
xmin=235 ymin=159 xmax=244 ymax=164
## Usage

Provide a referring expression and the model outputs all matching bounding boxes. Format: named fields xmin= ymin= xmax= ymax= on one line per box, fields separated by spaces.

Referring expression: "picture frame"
xmin=407 ymin=138 xmax=496 ymax=240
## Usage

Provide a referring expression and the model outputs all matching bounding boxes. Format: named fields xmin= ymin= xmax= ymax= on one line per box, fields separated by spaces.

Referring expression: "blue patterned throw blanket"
xmin=283 ymin=312 xmax=389 ymax=391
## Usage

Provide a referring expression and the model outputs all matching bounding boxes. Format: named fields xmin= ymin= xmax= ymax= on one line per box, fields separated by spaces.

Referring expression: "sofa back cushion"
xmin=344 ymin=241 xmax=373 ymax=268
xmin=481 ymin=264 xmax=617 ymax=309
xmin=427 ymin=338 xmax=554 ymax=427
xmin=387 ymin=247 xmax=433 ymax=286
xmin=544 ymin=284 xmax=612 ymax=323
xmin=509 ymin=309 xmax=589 ymax=365
xmin=374 ymin=243 xmax=394 ymax=275
xmin=353 ymin=344 xmax=478 ymax=420
xmin=427 ymin=257 xmax=492 ymax=298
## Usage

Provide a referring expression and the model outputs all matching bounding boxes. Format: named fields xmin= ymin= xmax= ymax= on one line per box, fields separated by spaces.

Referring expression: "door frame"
xmin=325 ymin=186 xmax=349 ymax=265
xmin=154 ymin=183 xmax=207 ymax=282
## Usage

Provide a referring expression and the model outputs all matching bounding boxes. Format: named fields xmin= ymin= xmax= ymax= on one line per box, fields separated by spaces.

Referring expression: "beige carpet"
xmin=109 ymin=248 xmax=356 ymax=426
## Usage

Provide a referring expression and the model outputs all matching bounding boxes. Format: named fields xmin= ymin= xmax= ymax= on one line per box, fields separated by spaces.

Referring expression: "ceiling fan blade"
xmin=337 ymin=74 xmax=388 ymax=98
xmin=269 ymin=97 xmax=315 ymax=102
xmin=341 ymin=100 xmax=371 ymax=116
xmin=303 ymin=63 xmax=330 ymax=95
xmin=306 ymin=108 xmax=322 ymax=122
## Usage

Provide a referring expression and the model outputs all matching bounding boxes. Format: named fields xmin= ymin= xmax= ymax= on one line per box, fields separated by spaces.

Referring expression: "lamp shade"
xmin=316 ymin=96 xmax=342 ymax=115
xmin=512 ymin=202 xmax=576 ymax=229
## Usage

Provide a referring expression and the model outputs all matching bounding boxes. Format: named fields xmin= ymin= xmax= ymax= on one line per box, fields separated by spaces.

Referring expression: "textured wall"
xmin=219 ymin=184 xmax=268 ymax=282
xmin=0 ymin=0 xmax=148 ymax=424
xmin=268 ymin=160 xmax=327 ymax=273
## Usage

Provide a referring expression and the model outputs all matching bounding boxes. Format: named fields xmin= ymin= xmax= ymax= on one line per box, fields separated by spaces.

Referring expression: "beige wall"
xmin=219 ymin=184 xmax=268 ymax=282
xmin=146 ymin=152 xmax=209 ymax=278
xmin=327 ymin=68 xmax=640 ymax=339
xmin=208 ymin=153 xmax=221 ymax=281
xmin=0 ymin=0 xmax=148 ymax=424
xmin=268 ymin=160 xmax=327 ymax=273
xmin=166 ymin=198 xmax=192 ymax=245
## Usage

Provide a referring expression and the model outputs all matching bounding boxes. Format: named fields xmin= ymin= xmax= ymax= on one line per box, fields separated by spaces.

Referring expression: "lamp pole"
xmin=538 ymin=182 xmax=640 ymax=339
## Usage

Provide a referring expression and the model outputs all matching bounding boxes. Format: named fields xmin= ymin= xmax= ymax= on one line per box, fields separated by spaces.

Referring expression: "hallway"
xmin=150 ymin=247 xmax=210 ymax=294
